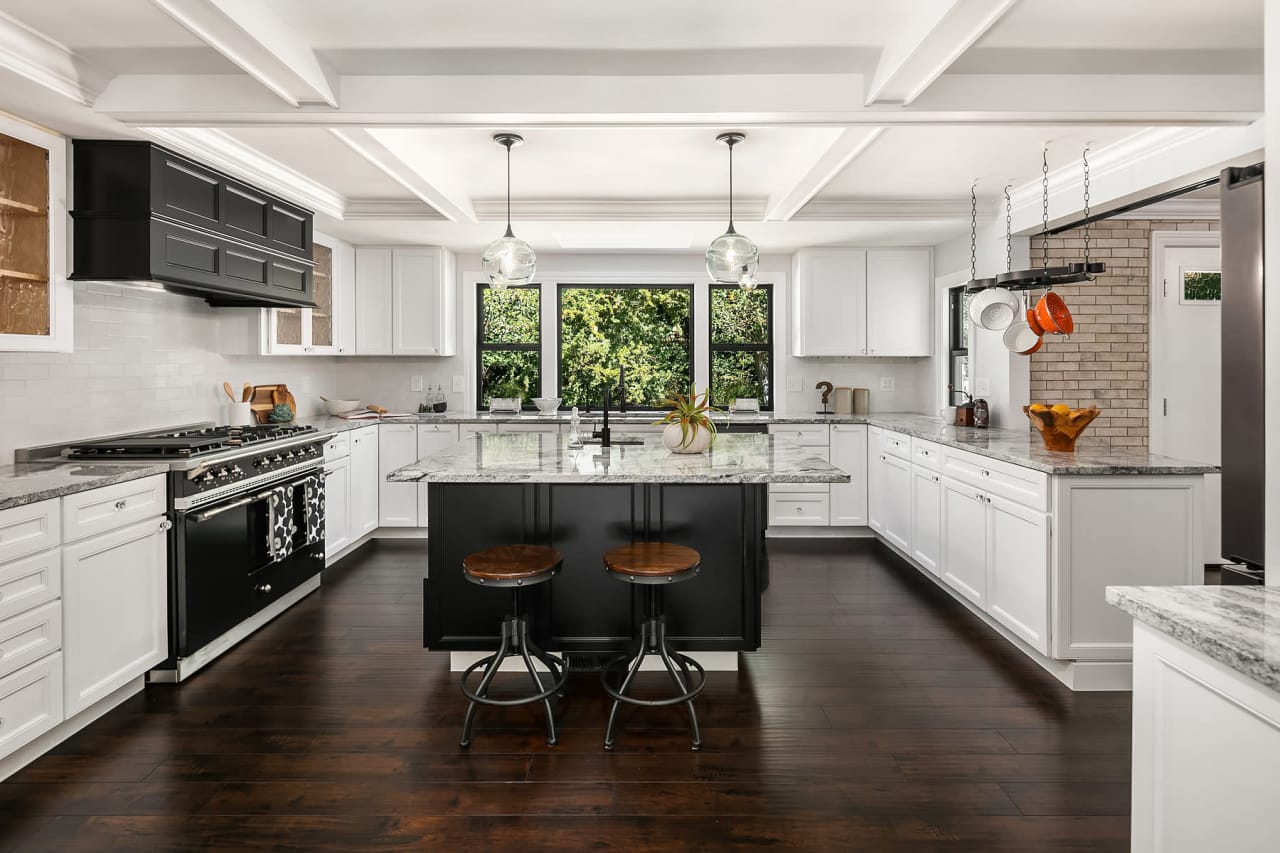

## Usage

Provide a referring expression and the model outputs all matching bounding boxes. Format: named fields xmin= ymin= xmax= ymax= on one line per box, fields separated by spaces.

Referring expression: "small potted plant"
xmin=655 ymin=387 xmax=720 ymax=454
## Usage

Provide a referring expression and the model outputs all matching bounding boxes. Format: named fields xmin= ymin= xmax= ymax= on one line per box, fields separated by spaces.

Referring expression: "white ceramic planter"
xmin=662 ymin=422 xmax=713 ymax=454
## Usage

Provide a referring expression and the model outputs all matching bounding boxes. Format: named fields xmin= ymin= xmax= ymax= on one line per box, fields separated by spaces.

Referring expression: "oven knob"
xmin=216 ymin=467 xmax=230 ymax=479
xmin=274 ymin=454 xmax=284 ymax=463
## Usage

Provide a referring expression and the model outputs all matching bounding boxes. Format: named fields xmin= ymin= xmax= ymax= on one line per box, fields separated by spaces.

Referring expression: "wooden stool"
xmin=600 ymin=542 xmax=706 ymax=750
xmin=459 ymin=545 xmax=568 ymax=748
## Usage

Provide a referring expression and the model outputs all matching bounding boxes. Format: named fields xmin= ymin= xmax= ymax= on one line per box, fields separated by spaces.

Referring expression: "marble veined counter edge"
xmin=0 ymin=461 xmax=171 ymax=512
xmin=302 ymin=411 xmax=1217 ymax=476
xmin=1107 ymin=585 xmax=1280 ymax=694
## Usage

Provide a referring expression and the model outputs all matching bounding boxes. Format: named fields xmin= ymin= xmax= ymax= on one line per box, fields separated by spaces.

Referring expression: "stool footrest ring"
xmin=600 ymin=651 xmax=705 ymax=706
xmin=461 ymin=653 xmax=568 ymax=706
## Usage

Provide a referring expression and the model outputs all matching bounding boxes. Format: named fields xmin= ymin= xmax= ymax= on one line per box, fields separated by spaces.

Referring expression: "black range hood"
xmin=70 ymin=140 xmax=315 ymax=308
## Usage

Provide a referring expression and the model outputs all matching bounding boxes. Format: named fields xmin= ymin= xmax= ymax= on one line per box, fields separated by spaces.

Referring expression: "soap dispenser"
xmin=567 ymin=406 xmax=584 ymax=447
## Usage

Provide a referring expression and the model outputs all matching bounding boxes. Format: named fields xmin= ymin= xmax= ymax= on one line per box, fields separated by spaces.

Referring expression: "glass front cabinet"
xmin=268 ymin=240 xmax=342 ymax=354
xmin=0 ymin=116 xmax=71 ymax=352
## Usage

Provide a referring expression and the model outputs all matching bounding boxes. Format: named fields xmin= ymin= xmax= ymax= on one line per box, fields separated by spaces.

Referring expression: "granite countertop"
xmin=0 ymin=461 xmax=171 ymax=512
xmin=387 ymin=432 xmax=851 ymax=485
xmin=304 ymin=411 xmax=1216 ymax=476
xmin=1107 ymin=585 xmax=1280 ymax=693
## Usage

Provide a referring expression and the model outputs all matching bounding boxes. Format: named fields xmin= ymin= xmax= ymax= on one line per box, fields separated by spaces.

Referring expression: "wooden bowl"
xmin=1023 ymin=405 xmax=1101 ymax=452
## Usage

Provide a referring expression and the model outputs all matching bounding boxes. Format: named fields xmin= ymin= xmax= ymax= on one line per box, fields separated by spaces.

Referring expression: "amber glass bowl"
xmin=1023 ymin=405 xmax=1101 ymax=452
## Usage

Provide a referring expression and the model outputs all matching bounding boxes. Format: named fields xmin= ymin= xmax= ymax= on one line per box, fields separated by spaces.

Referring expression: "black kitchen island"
xmin=388 ymin=432 xmax=848 ymax=661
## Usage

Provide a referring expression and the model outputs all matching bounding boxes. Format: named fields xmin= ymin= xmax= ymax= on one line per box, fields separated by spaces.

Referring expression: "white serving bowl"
xmin=533 ymin=397 xmax=562 ymax=414
xmin=323 ymin=399 xmax=362 ymax=415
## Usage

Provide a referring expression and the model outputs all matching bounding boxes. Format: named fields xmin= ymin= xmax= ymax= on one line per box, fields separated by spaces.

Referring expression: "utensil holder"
xmin=225 ymin=402 xmax=253 ymax=425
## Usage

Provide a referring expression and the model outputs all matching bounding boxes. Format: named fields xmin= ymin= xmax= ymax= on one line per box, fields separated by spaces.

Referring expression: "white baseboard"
xmin=449 ymin=650 xmax=740 ymax=672
xmin=766 ymin=526 xmax=875 ymax=539
xmin=0 ymin=677 xmax=144 ymax=783
xmin=372 ymin=528 xmax=429 ymax=540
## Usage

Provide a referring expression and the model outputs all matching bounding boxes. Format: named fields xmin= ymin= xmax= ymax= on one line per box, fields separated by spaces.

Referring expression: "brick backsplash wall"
xmin=1027 ymin=219 xmax=1217 ymax=449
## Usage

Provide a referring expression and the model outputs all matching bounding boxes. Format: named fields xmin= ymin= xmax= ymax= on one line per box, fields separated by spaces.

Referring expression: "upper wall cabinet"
xmin=70 ymin=141 xmax=315 ymax=309
xmin=792 ymin=247 xmax=932 ymax=357
xmin=0 ymin=117 xmax=71 ymax=353
xmin=355 ymin=247 xmax=456 ymax=356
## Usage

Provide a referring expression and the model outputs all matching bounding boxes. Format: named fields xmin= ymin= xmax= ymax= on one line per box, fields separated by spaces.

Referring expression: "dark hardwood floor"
xmin=0 ymin=539 xmax=1131 ymax=852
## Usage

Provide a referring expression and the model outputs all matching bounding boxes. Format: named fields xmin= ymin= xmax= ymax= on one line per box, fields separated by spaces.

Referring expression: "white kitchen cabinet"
xmin=323 ymin=456 xmax=351 ymax=560
xmin=867 ymin=427 xmax=885 ymax=534
xmin=354 ymin=246 xmax=456 ymax=356
xmin=378 ymin=423 xmax=419 ymax=527
xmin=349 ymin=426 xmax=380 ymax=538
xmin=865 ymin=249 xmax=933 ymax=357
xmin=986 ymin=493 xmax=1050 ymax=654
xmin=829 ymin=424 xmax=867 ymax=526
xmin=792 ymin=249 xmax=867 ymax=356
xmin=910 ymin=465 xmax=942 ymax=576
xmin=792 ymin=247 xmax=931 ymax=357
xmin=0 ymin=653 xmax=63 ymax=760
xmin=941 ymin=477 xmax=987 ymax=607
xmin=498 ymin=423 xmax=561 ymax=434
xmin=415 ymin=424 xmax=459 ymax=527
xmin=880 ymin=451 xmax=912 ymax=553
xmin=61 ymin=514 xmax=168 ymax=717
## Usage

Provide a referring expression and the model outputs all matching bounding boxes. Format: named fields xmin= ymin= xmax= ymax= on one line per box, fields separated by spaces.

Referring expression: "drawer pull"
xmin=114 ymin=500 xmax=127 ymax=510
xmin=255 ymin=583 xmax=273 ymax=594
xmin=795 ymin=507 xmax=805 ymax=514
xmin=932 ymin=475 xmax=940 ymax=483
xmin=981 ymin=470 xmax=990 ymax=477
xmin=159 ymin=519 xmax=173 ymax=532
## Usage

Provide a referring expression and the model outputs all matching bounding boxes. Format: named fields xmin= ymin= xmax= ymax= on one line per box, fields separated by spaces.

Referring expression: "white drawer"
xmin=941 ymin=447 xmax=1049 ymax=512
xmin=418 ymin=422 xmax=456 ymax=434
xmin=499 ymin=423 xmax=561 ymax=434
xmin=769 ymin=483 xmax=831 ymax=495
xmin=911 ymin=438 xmax=942 ymax=472
xmin=61 ymin=475 xmax=167 ymax=544
xmin=0 ymin=600 xmax=62 ymax=680
xmin=0 ymin=548 xmax=61 ymax=622
xmin=0 ymin=652 xmax=63 ymax=760
xmin=323 ymin=431 xmax=350 ymax=460
xmin=768 ymin=425 xmax=830 ymax=447
xmin=460 ymin=424 xmax=498 ymax=435
xmin=769 ymin=493 xmax=830 ymax=526
xmin=881 ymin=430 xmax=911 ymax=461
xmin=0 ymin=499 xmax=60 ymax=565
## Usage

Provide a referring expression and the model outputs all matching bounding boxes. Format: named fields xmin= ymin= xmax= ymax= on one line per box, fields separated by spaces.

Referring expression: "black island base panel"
xmin=423 ymin=482 xmax=766 ymax=656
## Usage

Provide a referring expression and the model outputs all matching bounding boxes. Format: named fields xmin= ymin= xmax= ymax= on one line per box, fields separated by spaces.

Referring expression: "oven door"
xmin=173 ymin=468 xmax=324 ymax=657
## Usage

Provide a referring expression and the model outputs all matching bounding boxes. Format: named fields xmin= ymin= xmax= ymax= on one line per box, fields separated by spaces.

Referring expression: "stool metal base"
xmin=460 ymin=611 xmax=567 ymax=748
xmin=601 ymin=607 xmax=706 ymax=751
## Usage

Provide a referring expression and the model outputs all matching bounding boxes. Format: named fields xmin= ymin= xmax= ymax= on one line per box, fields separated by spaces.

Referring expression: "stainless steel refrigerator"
xmin=1220 ymin=164 xmax=1266 ymax=584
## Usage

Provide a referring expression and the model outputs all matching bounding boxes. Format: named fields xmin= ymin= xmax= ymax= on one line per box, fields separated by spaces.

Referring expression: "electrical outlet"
xmin=974 ymin=377 xmax=991 ymax=396
xmin=411 ymin=375 xmax=424 ymax=392
xmin=879 ymin=376 xmax=895 ymax=393
xmin=786 ymin=376 xmax=802 ymax=394
xmin=452 ymin=375 xmax=465 ymax=393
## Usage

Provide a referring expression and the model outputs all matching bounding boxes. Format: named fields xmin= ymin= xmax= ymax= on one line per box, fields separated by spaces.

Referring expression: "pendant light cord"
xmin=728 ymin=139 xmax=736 ymax=233
xmin=504 ymin=142 xmax=514 ymax=239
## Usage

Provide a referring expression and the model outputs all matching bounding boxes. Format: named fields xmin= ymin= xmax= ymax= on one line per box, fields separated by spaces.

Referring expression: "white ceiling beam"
xmin=150 ymin=0 xmax=337 ymax=108
xmin=343 ymin=199 xmax=447 ymax=221
xmin=141 ymin=127 xmax=346 ymax=219
xmin=470 ymin=199 xmax=769 ymax=222
xmin=865 ymin=0 xmax=1020 ymax=106
xmin=0 ymin=10 xmax=109 ymax=105
xmin=764 ymin=127 xmax=885 ymax=221
xmin=94 ymin=72 xmax=1262 ymax=128
xmin=790 ymin=199 xmax=977 ymax=221
xmin=329 ymin=128 xmax=476 ymax=223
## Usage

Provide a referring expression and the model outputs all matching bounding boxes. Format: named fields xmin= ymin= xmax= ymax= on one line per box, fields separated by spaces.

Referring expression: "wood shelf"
xmin=0 ymin=268 xmax=50 ymax=283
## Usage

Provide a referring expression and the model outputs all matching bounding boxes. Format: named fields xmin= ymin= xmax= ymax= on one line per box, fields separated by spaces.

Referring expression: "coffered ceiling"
xmin=0 ymin=0 xmax=1263 ymax=252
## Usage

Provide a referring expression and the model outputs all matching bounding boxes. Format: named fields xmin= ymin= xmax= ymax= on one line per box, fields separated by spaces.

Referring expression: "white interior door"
xmin=1152 ymin=241 xmax=1221 ymax=564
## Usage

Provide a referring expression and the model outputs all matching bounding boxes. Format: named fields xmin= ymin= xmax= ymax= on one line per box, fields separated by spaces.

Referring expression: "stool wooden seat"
xmin=600 ymin=541 xmax=706 ymax=750
xmin=603 ymin=542 xmax=700 ymax=580
xmin=458 ymin=544 xmax=566 ymax=748
xmin=464 ymin=544 xmax=562 ymax=584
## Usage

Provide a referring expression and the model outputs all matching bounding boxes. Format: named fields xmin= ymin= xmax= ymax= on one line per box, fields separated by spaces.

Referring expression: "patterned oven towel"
xmin=267 ymin=485 xmax=298 ymax=562
xmin=304 ymin=473 xmax=324 ymax=546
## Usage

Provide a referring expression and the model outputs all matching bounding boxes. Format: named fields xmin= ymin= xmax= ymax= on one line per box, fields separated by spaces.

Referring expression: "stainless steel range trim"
xmin=173 ymin=460 xmax=322 ymax=510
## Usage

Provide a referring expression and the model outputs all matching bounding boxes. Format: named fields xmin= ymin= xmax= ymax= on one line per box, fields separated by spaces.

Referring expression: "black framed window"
xmin=708 ymin=284 xmax=773 ymax=410
xmin=557 ymin=284 xmax=693 ymax=409
xmin=948 ymin=285 xmax=972 ymax=400
xmin=477 ymin=284 xmax=541 ymax=408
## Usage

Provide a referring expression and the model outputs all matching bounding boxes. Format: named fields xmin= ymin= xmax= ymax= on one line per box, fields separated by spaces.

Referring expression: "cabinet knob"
xmin=932 ymin=475 xmax=939 ymax=483
xmin=114 ymin=500 xmax=127 ymax=510
xmin=159 ymin=519 xmax=172 ymax=531
xmin=981 ymin=470 xmax=990 ymax=477
xmin=255 ymin=583 xmax=273 ymax=594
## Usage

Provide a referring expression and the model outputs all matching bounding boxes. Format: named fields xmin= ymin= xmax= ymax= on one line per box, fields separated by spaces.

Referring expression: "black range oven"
xmin=58 ymin=423 xmax=329 ymax=682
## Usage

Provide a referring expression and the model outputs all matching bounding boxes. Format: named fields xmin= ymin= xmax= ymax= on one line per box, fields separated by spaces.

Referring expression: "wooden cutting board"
xmin=250 ymin=384 xmax=297 ymax=423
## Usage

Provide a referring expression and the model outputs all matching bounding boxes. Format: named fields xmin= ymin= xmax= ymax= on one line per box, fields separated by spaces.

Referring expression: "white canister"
xmin=833 ymin=387 xmax=854 ymax=415
xmin=224 ymin=402 xmax=253 ymax=425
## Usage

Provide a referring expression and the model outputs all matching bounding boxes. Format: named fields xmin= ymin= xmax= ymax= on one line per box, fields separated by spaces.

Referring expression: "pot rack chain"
xmin=1004 ymin=184 xmax=1013 ymax=273
xmin=1040 ymin=146 xmax=1050 ymax=271
xmin=1082 ymin=144 xmax=1091 ymax=269
xmin=970 ymin=183 xmax=978 ymax=281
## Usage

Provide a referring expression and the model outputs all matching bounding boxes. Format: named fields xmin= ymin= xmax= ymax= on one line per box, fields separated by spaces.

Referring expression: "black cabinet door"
xmin=151 ymin=149 xmax=223 ymax=231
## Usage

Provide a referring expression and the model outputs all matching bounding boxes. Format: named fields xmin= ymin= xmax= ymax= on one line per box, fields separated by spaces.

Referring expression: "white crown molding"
xmin=141 ymin=127 xmax=346 ymax=219
xmin=150 ymin=0 xmax=338 ymax=108
xmin=764 ymin=127 xmax=885 ymax=221
xmin=470 ymin=199 xmax=768 ymax=222
xmin=791 ymin=198 xmax=975 ymax=221
xmin=1109 ymin=198 xmax=1219 ymax=220
xmin=329 ymin=128 xmax=476 ymax=223
xmin=343 ymin=199 xmax=448 ymax=220
xmin=0 ymin=11 xmax=110 ymax=105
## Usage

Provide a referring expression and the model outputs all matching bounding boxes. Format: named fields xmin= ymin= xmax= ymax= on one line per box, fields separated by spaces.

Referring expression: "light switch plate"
xmin=786 ymin=376 xmax=802 ymax=394
xmin=411 ymin=375 xmax=424 ymax=392
xmin=974 ymin=377 xmax=991 ymax=396
xmin=452 ymin=375 xmax=465 ymax=393
xmin=879 ymin=376 xmax=895 ymax=393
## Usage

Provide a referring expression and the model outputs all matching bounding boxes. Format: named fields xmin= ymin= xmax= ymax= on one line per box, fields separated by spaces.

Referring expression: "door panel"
xmin=986 ymin=495 xmax=1050 ymax=654
xmin=941 ymin=478 xmax=986 ymax=607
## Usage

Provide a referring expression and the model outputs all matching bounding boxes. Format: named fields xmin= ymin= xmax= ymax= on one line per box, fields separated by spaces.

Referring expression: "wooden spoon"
xmin=242 ymin=383 xmax=252 ymax=403
xmin=222 ymin=381 xmax=237 ymax=403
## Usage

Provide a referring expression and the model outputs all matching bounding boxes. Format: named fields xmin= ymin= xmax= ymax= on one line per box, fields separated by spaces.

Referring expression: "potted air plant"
xmin=655 ymin=387 xmax=720 ymax=454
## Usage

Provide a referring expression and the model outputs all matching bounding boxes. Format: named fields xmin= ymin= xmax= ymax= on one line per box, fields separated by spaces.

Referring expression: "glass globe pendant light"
xmin=481 ymin=133 xmax=536 ymax=290
xmin=706 ymin=132 xmax=759 ymax=288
